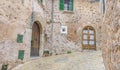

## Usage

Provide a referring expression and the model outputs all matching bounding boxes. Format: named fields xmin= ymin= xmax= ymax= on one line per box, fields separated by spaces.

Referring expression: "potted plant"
xmin=2 ymin=63 xmax=8 ymax=70
xmin=43 ymin=50 xmax=49 ymax=57
xmin=67 ymin=51 xmax=72 ymax=54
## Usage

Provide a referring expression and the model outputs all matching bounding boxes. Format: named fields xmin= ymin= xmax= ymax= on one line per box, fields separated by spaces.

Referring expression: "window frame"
xmin=59 ymin=0 xmax=74 ymax=11
xmin=82 ymin=26 xmax=96 ymax=50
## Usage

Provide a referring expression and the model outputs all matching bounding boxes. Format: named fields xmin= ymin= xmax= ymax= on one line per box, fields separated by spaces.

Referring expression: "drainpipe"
xmin=51 ymin=0 xmax=54 ymax=54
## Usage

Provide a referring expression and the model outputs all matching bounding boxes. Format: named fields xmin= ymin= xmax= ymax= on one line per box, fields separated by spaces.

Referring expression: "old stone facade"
xmin=102 ymin=0 xmax=120 ymax=70
xmin=0 ymin=0 xmax=120 ymax=70
xmin=0 ymin=0 xmax=46 ymax=69
xmin=45 ymin=0 xmax=102 ymax=54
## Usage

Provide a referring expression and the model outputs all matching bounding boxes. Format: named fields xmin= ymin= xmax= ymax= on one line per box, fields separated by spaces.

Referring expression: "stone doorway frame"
xmin=30 ymin=21 xmax=42 ymax=57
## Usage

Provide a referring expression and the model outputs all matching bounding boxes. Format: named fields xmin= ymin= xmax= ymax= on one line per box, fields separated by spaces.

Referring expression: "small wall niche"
xmin=60 ymin=26 xmax=67 ymax=34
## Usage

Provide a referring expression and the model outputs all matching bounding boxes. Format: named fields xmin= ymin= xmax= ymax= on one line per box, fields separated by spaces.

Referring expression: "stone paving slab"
xmin=12 ymin=50 xmax=105 ymax=70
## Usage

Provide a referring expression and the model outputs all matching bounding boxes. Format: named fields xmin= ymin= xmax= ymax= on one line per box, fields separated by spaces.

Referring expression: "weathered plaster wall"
xmin=44 ymin=0 xmax=102 ymax=54
xmin=102 ymin=0 xmax=120 ymax=70
xmin=0 ymin=0 xmax=46 ymax=69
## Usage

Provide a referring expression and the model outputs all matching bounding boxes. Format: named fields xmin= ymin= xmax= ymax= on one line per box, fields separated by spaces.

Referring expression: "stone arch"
xmin=82 ymin=26 xmax=96 ymax=50
xmin=32 ymin=21 xmax=43 ymax=33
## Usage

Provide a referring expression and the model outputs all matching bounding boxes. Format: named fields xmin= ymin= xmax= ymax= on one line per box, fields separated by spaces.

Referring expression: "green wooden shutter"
xmin=59 ymin=0 xmax=64 ymax=10
xmin=17 ymin=34 xmax=23 ymax=43
xmin=18 ymin=50 xmax=24 ymax=60
xmin=70 ymin=0 xmax=73 ymax=11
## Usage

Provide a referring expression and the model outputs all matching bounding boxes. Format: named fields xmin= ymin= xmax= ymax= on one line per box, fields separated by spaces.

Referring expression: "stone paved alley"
xmin=12 ymin=50 xmax=105 ymax=70
xmin=0 ymin=0 xmax=120 ymax=70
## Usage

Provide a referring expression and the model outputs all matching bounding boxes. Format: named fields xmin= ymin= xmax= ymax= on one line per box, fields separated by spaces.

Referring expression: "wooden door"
xmin=30 ymin=23 xmax=40 ymax=57
xmin=82 ymin=26 xmax=96 ymax=50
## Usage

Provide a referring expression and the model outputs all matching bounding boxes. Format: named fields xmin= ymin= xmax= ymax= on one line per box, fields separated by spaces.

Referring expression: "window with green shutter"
xmin=59 ymin=0 xmax=64 ymax=10
xmin=17 ymin=34 xmax=23 ymax=43
xmin=59 ymin=0 xmax=74 ymax=11
xmin=70 ymin=0 xmax=73 ymax=11
xmin=18 ymin=50 xmax=24 ymax=60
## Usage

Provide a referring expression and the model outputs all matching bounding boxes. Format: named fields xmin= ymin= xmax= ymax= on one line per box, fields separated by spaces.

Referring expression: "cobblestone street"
xmin=13 ymin=50 xmax=105 ymax=70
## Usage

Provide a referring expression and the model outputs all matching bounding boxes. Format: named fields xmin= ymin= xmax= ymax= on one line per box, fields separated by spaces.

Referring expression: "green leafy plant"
xmin=67 ymin=51 xmax=72 ymax=54
xmin=43 ymin=50 xmax=49 ymax=57
xmin=2 ymin=64 xmax=8 ymax=70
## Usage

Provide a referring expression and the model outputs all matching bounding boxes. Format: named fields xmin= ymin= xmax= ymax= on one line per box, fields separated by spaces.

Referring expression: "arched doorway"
xmin=82 ymin=26 xmax=96 ymax=50
xmin=30 ymin=22 xmax=41 ymax=57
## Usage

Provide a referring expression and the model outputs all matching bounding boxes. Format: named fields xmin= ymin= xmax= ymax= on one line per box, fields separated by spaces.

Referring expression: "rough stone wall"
xmin=0 ymin=0 xmax=46 ymax=69
xmin=44 ymin=0 xmax=102 ymax=54
xmin=102 ymin=0 xmax=120 ymax=70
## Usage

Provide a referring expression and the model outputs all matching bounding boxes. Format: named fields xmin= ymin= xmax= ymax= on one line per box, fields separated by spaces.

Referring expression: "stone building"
xmin=0 ymin=0 xmax=120 ymax=70
xmin=102 ymin=0 xmax=120 ymax=70
xmin=45 ymin=0 xmax=102 ymax=54
xmin=0 ymin=0 xmax=46 ymax=69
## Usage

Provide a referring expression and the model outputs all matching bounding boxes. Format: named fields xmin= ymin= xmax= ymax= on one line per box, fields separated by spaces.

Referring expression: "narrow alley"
xmin=0 ymin=0 xmax=120 ymax=70
xmin=12 ymin=50 xmax=105 ymax=70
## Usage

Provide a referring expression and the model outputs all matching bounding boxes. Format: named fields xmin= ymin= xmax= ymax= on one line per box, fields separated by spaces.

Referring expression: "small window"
xmin=59 ymin=0 xmax=74 ymax=11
